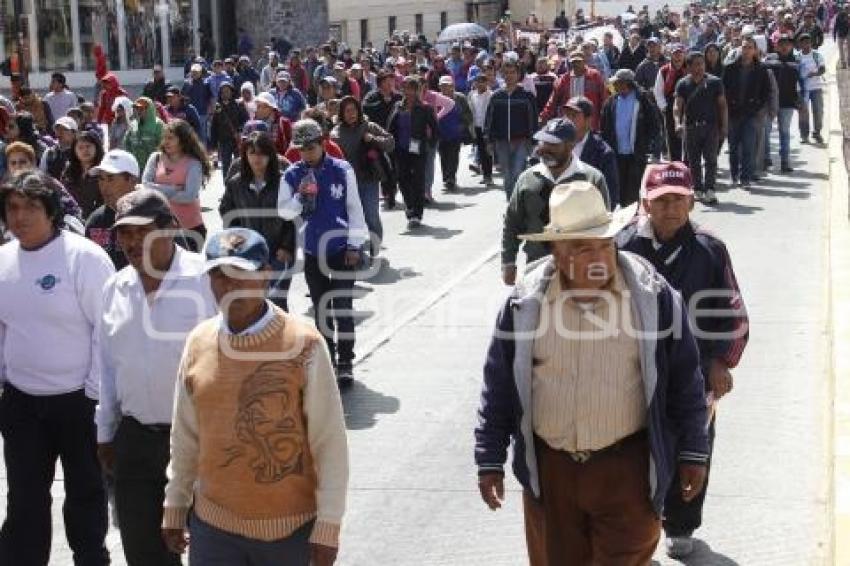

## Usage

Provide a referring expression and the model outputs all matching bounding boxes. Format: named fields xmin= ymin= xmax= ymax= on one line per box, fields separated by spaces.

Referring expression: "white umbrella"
xmin=620 ymin=12 xmax=638 ymax=22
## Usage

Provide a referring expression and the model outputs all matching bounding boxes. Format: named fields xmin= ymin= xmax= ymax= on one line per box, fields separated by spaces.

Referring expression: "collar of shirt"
xmin=573 ymin=132 xmax=589 ymax=160
xmin=637 ymin=215 xmax=688 ymax=263
xmin=219 ymin=300 xmax=275 ymax=336
xmin=115 ymin=246 xmax=202 ymax=294
xmin=531 ymin=156 xmax=586 ymax=184
xmin=544 ymin=265 xmax=628 ymax=306
xmin=249 ymin=179 xmax=266 ymax=193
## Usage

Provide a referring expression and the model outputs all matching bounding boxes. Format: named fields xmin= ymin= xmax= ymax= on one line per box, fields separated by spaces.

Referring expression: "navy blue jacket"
xmin=182 ymin=78 xmax=213 ymax=116
xmin=484 ymin=87 xmax=538 ymax=141
xmin=475 ymin=253 xmax=709 ymax=513
xmin=616 ymin=217 xmax=749 ymax=376
xmin=580 ymin=132 xmax=620 ymax=208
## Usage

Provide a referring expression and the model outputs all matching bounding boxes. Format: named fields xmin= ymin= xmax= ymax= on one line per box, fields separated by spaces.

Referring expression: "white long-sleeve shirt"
xmin=0 ymin=231 xmax=114 ymax=398
xmin=95 ymin=247 xmax=217 ymax=443
xmin=469 ymin=89 xmax=493 ymax=129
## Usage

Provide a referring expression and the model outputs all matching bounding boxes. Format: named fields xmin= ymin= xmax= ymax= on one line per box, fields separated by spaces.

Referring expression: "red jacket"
xmin=96 ymin=73 xmax=128 ymax=125
xmin=284 ymin=138 xmax=344 ymax=163
xmin=288 ymin=63 xmax=310 ymax=94
xmin=540 ymin=67 xmax=608 ymax=130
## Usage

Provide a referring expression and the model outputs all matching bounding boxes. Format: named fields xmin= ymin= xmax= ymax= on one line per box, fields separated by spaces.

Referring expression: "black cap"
xmin=112 ymin=189 xmax=175 ymax=229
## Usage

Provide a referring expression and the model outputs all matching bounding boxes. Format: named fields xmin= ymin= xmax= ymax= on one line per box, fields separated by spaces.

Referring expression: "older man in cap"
xmin=477 ymin=180 xmax=709 ymax=566
xmin=540 ymin=50 xmax=607 ymax=130
xmin=162 ymin=227 xmax=348 ymax=566
xmin=600 ymin=69 xmax=658 ymax=207
xmin=501 ymin=118 xmax=609 ymax=286
xmin=96 ymin=189 xmax=217 ymax=566
xmin=617 ymin=161 xmax=748 ymax=558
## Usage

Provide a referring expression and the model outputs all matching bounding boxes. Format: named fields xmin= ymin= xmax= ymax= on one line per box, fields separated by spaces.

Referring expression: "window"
xmin=440 ymin=11 xmax=447 ymax=30
xmin=33 ymin=0 xmax=74 ymax=71
xmin=415 ymin=13 xmax=423 ymax=34
xmin=388 ymin=15 xmax=397 ymax=36
xmin=79 ymin=0 xmax=120 ymax=71
xmin=168 ymin=0 xmax=195 ymax=66
xmin=360 ymin=18 xmax=368 ymax=48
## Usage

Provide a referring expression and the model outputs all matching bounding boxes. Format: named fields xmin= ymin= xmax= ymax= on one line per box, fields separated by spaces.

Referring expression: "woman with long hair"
xmin=142 ymin=119 xmax=211 ymax=251
xmin=219 ymin=131 xmax=296 ymax=310
xmin=332 ymin=95 xmax=394 ymax=258
xmin=704 ymin=43 xmax=724 ymax=77
xmin=60 ymin=128 xmax=105 ymax=218
xmin=6 ymin=112 xmax=47 ymax=163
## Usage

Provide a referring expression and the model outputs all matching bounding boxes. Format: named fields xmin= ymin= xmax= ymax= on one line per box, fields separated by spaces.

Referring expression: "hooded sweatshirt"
xmin=239 ymin=83 xmax=257 ymax=120
xmin=210 ymin=83 xmax=249 ymax=150
xmin=109 ymin=96 xmax=133 ymax=150
xmin=124 ymin=97 xmax=164 ymax=170
xmin=97 ymin=74 xmax=128 ymax=125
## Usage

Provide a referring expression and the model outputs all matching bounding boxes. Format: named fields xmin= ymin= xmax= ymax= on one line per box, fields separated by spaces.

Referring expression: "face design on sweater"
xmin=222 ymin=360 xmax=305 ymax=483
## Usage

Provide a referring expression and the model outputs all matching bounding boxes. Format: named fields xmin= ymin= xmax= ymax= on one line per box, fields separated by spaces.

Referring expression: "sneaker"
xmin=336 ymin=365 xmax=354 ymax=388
xmin=704 ymin=189 xmax=718 ymax=204
xmin=694 ymin=190 xmax=706 ymax=201
xmin=801 ymin=137 xmax=809 ymax=144
xmin=813 ymin=133 xmax=824 ymax=144
xmin=407 ymin=218 xmax=421 ymax=229
xmin=740 ymin=180 xmax=752 ymax=189
xmin=483 ymin=176 xmax=494 ymax=186
xmin=765 ymin=158 xmax=773 ymax=168
xmin=665 ymin=536 xmax=695 ymax=559
xmin=443 ymin=181 xmax=456 ymax=192
xmin=781 ymin=163 xmax=794 ymax=173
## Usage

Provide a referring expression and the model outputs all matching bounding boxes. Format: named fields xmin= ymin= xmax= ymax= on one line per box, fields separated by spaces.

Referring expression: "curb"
xmin=829 ymin=58 xmax=850 ymax=565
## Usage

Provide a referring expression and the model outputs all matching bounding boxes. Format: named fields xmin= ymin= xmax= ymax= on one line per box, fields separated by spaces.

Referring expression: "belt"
xmin=123 ymin=416 xmax=171 ymax=435
xmin=565 ymin=429 xmax=647 ymax=464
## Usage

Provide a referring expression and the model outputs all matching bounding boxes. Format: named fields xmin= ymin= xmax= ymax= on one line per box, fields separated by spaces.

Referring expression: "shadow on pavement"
xmin=403 ymin=225 xmax=464 ymax=239
xmin=781 ymin=168 xmax=828 ymax=180
xmin=454 ymin=184 xmax=493 ymax=196
xmin=746 ymin=184 xmax=812 ymax=199
xmin=678 ymin=539 xmax=740 ymax=565
xmin=364 ymin=259 xmax=422 ymax=285
xmin=341 ymin=381 xmax=401 ymax=430
xmin=425 ymin=201 xmax=476 ymax=212
xmin=700 ymin=201 xmax=764 ymax=215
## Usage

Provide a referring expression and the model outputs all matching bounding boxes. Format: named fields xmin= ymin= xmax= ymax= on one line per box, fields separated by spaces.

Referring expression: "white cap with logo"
xmin=89 ymin=150 xmax=140 ymax=178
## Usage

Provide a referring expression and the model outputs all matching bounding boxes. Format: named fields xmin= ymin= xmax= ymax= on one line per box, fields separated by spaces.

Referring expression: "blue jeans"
xmin=492 ymin=139 xmax=532 ymax=200
xmin=777 ymin=107 xmax=795 ymax=163
xmin=799 ymin=89 xmax=824 ymax=139
xmin=189 ymin=514 xmax=312 ymax=566
xmin=358 ymin=181 xmax=382 ymax=255
xmin=728 ymin=116 xmax=758 ymax=183
xmin=762 ymin=115 xmax=773 ymax=163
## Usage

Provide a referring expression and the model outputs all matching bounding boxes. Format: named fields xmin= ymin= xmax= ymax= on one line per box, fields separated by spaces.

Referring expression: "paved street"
xmin=1 ymin=54 xmax=840 ymax=566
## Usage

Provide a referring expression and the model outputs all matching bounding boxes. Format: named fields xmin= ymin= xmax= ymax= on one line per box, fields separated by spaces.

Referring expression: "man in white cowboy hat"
xmin=476 ymin=181 xmax=709 ymax=565
xmin=616 ymin=161 xmax=748 ymax=558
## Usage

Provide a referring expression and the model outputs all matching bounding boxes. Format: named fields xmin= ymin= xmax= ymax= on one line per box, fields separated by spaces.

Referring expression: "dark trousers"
xmin=474 ymin=127 xmax=493 ymax=178
xmin=535 ymin=433 xmax=660 ymax=566
xmin=0 ymin=385 xmax=109 ymax=566
xmin=395 ymin=150 xmax=426 ymax=220
xmin=189 ymin=514 xmax=313 ymax=565
xmin=685 ymin=124 xmax=720 ymax=192
xmin=304 ymin=251 xmax=356 ymax=367
xmin=378 ymin=153 xmax=398 ymax=205
xmin=268 ymin=257 xmax=293 ymax=312
xmin=665 ymin=106 xmax=683 ymax=162
xmin=438 ymin=139 xmax=461 ymax=185
xmin=219 ymin=139 xmax=237 ymax=181
xmin=113 ymin=417 xmax=181 ymax=566
xmin=616 ymin=154 xmax=648 ymax=207
xmin=663 ymin=418 xmax=717 ymax=538
xmin=728 ymin=116 xmax=758 ymax=183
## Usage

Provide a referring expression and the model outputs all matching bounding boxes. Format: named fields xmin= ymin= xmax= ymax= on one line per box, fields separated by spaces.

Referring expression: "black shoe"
xmin=383 ymin=199 xmax=396 ymax=210
xmin=765 ymin=158 xmax=773 ymax=167
xmin=469 ymin=163 xmax=481 ymax=174
xmin=813 ymin=133 xmax=824 ymax=144
xmin=336 ymin=364 xmax=354 ymax=388
xmin=781 ymin=163 xmax=794 ymax=173
xmin=801 ymin=137 xmax=809 ymax=144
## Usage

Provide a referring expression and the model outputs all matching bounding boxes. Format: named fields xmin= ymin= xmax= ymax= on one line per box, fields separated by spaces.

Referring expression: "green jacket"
xmin=501 ymin=160 xmax=610 ymax=266
xmin=124 ymin=97 xmax=164 ymax=172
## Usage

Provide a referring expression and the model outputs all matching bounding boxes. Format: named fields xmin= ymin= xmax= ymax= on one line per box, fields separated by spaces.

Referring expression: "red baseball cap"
xmin=642 ymin=162 xmax=694 ymax=199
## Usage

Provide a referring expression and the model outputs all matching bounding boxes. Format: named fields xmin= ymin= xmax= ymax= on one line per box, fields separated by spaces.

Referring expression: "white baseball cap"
xmin=54 ymin=116 xmax=78 ymax=132
xmin=255 ymin=92 xmax=277 ymax=108
xmin=89 ymin=149 xmax=140 ymax=178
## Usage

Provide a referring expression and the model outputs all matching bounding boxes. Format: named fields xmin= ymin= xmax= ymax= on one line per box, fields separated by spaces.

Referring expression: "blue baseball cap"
xmin=203 ymin=228 xmax=270 ymax=272
xmin=533 ymin=118 xmax=577 ymax=144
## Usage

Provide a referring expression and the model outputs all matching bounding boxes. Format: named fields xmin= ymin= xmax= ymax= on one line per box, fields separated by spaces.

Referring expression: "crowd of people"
xmin=0 ymin=0 xmax=837 ymax=564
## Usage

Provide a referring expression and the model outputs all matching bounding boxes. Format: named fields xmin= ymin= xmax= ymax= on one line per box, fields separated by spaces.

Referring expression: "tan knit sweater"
xmin=162 ymin=308 xmax=348 ymax=547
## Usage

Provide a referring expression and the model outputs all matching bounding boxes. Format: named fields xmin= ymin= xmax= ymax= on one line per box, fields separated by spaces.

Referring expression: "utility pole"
xmin=12 ymin=0 xmax=26 ymax=84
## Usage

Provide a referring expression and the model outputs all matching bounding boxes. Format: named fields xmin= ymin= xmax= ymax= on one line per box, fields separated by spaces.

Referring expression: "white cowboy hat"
xmin=519 ymin=181 xmax=637 ymax=241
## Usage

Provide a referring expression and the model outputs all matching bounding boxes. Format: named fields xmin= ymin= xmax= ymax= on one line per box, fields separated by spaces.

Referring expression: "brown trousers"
xmin=523 ymin=433 xmax=660 ymax=566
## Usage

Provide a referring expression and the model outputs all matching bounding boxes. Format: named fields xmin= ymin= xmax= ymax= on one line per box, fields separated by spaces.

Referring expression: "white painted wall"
xmin=329 ymin=0 xmax=468 ymax=47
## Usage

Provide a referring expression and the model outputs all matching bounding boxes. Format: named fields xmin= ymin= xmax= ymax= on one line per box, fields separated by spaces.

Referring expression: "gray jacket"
xmin=501 ymin=160 xmax=610 ymax=266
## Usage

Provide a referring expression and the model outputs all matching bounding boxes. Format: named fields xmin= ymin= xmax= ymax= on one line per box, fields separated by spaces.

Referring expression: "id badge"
xmin=409 ymin=139 xmax=421 ymax=154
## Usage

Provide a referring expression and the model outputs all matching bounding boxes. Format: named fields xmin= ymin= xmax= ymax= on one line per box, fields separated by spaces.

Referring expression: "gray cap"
xmin=291 ymin=119 xmax=323 ymax=148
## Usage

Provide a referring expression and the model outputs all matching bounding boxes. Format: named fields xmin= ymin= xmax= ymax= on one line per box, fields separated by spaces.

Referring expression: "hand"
xmin=363 ymin=132 xmax=374 ymax=143
xmin=708 ymin=359 xmax=733 ymax=399
xmin=275 ymin=248 xmax=293 ymax=264
xmin=310 ymin=543 xmax=338 ymax=566
xmin=675 ymin=123 xmax=684 ymax=136
xmin=479 ymin=472 xmax=505 ymax=510
xmin=502 ymin=265 xmax=517 ymax=286
xmin=344 ymin=249 xmax=361 ymax=267
xmin=97 ymin=443 xmax=115 ymax=475
xmin=162 ymin=528 xmax=189 ymax=554
xmin=679 ymin=463 xmax=707 ymax=502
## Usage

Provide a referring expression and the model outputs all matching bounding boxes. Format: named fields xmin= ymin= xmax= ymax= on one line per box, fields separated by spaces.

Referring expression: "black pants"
xmin=395 ymin=150 xmax=426 ymax=220
xmin=0 ymin=385 xmax=109 ymax=566
xmin=685 ymin=125 xmax=720 ymax=192
xmin=438 ymin=139 xmax=461 ymax=185
xmin=113 ymin=417 xmax=181 ymax=566
xmin=663 ymin=418 xmax=717 ymax=537
xmin=474 ymin=127 xmax=493 ymax=178
xmin=304 ymin=251 xmax=356 ymax=368
xmin=616 ymin=154 xmax=648 ymax=207
xmin=665 ymin=106 xmax=683 ymax=162
xmin=378 ymin=152 xmax=398 ymax=205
